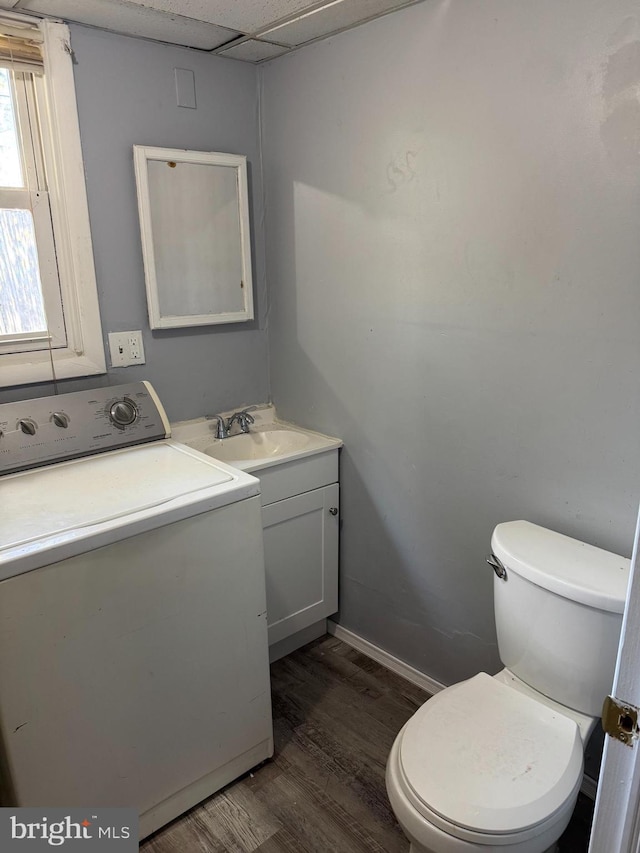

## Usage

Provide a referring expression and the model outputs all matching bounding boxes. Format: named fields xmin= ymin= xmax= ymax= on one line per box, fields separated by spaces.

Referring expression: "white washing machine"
xmin=0 ymin=382 xmax=273 ymax=838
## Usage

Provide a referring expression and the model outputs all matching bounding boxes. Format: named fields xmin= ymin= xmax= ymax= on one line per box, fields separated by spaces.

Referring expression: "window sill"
xmin=0 ymin=349 xmax=106 ymax=388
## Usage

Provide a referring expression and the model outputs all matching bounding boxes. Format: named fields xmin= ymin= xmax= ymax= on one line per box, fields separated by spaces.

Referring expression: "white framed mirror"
xmin=133 ymin=146 xmax=254 ymax=328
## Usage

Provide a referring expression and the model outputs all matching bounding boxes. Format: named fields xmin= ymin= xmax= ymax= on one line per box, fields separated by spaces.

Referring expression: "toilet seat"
xmin=396 ymin=673 xmax=583 ymax=844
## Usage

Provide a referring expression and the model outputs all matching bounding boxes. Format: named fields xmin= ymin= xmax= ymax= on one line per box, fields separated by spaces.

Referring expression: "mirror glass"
xmin=134 ymin=146 xmax=254 ymax=328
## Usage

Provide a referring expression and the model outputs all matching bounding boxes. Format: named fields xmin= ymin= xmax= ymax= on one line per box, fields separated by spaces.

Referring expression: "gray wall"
xmin=261 ymin=0 xmax=640 ymax=687
xmin=0 ymin=25 xmax=269 ymax=421
xmin=3 ymin=1 xmax=639 ymax=696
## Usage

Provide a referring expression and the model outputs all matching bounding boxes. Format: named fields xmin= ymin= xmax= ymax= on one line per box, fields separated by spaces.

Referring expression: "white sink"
xmin=202 ymin=426 xmax=313 ymax=464
xmin=171 ymin=406 xmax=341 ymax=472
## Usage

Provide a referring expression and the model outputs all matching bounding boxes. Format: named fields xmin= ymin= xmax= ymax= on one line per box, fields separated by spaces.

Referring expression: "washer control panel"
xmin=0 ymin=381 xmax=170 ymax=475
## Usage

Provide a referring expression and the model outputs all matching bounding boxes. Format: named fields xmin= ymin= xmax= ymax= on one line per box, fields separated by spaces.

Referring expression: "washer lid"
xmin=492 ymin=521 xmax=630 ymax=614
xmin=399 ymin=673 xmax=583 ymax=836
xmin=0 ymin=441 xmax=260 ymax=580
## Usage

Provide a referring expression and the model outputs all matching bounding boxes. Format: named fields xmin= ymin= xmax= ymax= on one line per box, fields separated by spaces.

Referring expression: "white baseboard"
xmin=327 ymin=620 xmax=599 ymax=802
xmin=327 ymin=620 xmax=446 ymax=696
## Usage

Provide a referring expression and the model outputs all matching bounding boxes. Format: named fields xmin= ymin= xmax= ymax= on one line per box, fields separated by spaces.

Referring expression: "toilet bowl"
xmin=386 ymin=673 xmax=586 ymax=853
xmin=386 ymin=521 xmax=631 ymax=853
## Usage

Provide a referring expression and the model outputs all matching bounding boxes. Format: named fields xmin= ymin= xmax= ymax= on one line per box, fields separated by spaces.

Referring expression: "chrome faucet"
xmin=205 ymin=414 xmax=229 ymax=440
xmin=228 ymin=410 xmax=255 ymax=434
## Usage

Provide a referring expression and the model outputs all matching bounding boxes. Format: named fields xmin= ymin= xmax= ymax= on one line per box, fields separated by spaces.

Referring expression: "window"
xmin=0 ymin=16 xmax=104 ymax=387
xmin=0 ymin=64 xmax=66 ymax=354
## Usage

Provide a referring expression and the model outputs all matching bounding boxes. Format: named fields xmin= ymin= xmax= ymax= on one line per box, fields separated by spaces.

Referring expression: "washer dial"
xmin=109 ymin=398 xmax=138 ymax=427
xmin=51 ymin=412 xmax=70 ymax=428
xmin=18 ymin=418 xmax=37 ymax=436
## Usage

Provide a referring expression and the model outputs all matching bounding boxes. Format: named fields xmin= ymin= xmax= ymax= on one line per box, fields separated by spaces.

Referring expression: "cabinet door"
xmin=262 ymin=484 xmax=339 ymax=645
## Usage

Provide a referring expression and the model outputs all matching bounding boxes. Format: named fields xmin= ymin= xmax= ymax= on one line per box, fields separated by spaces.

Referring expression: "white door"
xmin=589 ymin=507 xmax=640 ymax=852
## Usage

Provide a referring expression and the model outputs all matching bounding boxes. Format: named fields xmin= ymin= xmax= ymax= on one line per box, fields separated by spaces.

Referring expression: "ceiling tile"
xmin=123 ymin=0 xmax=323 ymax=34
xmin=261 ymin=0 xmax=419 ymax=46
xmin=18 ymin=0 xmax=240 ymax=50
xmin=218 ymin=39 xmax=291 ymax=63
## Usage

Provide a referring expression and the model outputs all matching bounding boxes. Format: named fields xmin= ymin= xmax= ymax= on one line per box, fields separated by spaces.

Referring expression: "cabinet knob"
xmin=329 ymin=507 xmax=338 ymax=516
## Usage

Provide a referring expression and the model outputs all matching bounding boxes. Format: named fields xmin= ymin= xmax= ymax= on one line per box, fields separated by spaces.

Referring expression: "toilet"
xmin=386 ymin=520 xmax=630 ymax=853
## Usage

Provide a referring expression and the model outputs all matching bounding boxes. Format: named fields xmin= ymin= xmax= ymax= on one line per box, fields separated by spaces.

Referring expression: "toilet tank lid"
xmin=492 ymin=521 xmax=630 ymax=613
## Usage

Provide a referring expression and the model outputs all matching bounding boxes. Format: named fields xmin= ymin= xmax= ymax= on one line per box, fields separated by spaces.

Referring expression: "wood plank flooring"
xmin=141 ymin=636 xmax=594 ymax=852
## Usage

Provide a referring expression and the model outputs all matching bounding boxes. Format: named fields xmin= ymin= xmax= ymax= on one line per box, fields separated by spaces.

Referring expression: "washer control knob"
xmin=109 ymin=398 xmax=138 ymax=427
xmin=51 ymin=412 xmax=70 ymax=429
xmin=18 ymin=418 xmax=37 ymax=436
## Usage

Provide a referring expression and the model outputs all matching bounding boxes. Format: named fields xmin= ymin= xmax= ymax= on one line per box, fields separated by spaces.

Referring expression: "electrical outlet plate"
xmin=108 ymin=331 xmax=146 ymax=367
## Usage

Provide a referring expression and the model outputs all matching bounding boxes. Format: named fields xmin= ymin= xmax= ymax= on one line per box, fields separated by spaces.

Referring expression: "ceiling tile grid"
xmin=2 ymin=0 xmax=425 ymax=62
xmin=261 ymin=0 xmax=420 ymax=47
xmin=125 ymin=0 xmax=326 ymax=34
xmin=17 ymin=0 xmax=241 ymax=49
xmin=218 ymin=38 xmax=290 ymax=63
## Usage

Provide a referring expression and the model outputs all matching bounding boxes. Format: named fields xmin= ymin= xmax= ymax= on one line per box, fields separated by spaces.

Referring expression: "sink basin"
xmin=171 ymin=409 xmax=342 ymax=472
xmin=202 ymin=428 xmax=313 ymax=464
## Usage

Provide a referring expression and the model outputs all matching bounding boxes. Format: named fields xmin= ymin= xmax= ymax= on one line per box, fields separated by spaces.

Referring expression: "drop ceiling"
xmin=1 ymin=0 xmax=425 ymax=62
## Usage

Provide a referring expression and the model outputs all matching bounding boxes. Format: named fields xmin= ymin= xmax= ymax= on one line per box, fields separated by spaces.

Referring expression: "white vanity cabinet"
xmin=171 ymin=409 xmax=341 ymax=662
xmin=256 ymin=448 xmax=340 ymax=659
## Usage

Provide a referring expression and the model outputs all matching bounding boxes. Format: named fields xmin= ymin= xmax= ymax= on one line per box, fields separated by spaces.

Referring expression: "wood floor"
xmin=141 ymin=636 xmax=594 ymax=852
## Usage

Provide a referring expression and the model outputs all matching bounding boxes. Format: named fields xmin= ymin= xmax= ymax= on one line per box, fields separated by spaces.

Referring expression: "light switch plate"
xmin=108 ymin=331 xmax=146 ymax=367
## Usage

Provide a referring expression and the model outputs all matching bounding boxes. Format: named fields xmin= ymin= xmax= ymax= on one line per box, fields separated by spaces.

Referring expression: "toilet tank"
xmin=491 ymin=521 xmax=630 ymax=717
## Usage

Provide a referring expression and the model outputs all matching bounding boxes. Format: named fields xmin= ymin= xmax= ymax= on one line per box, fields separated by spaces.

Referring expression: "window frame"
xmin=0 ymin=18 xmax=105 ymax=387
xmin=0 ymin=68 xmax=67 ymax=354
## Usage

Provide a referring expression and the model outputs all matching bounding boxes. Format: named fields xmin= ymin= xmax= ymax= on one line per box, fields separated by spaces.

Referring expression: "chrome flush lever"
xmin=486 ymin=553 xmax=507 ymax=580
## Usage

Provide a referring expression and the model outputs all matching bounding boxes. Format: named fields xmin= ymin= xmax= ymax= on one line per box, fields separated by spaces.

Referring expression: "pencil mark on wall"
xmin=386 ymin=149 xmax=419 ymax=192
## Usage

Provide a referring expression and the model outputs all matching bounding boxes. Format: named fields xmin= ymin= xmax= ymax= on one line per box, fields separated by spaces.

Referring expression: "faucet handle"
xmin=229 ymin=410 xmax=255 ymax=434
